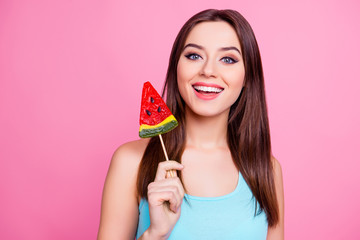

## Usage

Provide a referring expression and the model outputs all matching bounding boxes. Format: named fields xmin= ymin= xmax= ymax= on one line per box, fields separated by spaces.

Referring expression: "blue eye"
xmin=185 ymin=53 xmax=202 ymax=60
xmin=221 ymin=57 xmax=238 ymax=64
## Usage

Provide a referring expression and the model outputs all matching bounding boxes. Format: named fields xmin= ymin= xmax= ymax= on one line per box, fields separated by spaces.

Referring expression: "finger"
xmin=148 ymin=183 xmax=181 ymax=199
xmin=151 ymin=177 xmax=185 ymax=202
xmin=153 ymin=177 xmax=185 ymax=199
xmin=155 ymin=161 xmax=184 ymax=181
xmin=148 ymin=191 xmax=179 ymax=212
xmin=149 ymin=186 xmax=180 ymax=210
xmin=148 ymin=179 xmax=184 ymax=212
xmin=148 ymin=179 xmax=182 ymax=198
xmin=165 ymin=169 xmax=177 ymax=178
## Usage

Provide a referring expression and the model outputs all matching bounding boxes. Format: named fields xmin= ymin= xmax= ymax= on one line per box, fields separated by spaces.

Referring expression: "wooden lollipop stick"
xmin=158 ymin=134 xmax=175 ymax=178
xmin=158 ymin=134 xmax=169 ymax=161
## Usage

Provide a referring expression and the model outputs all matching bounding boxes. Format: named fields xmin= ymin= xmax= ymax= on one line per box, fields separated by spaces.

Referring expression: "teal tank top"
xmin=136 ymin=172 xmax=268 ymax=239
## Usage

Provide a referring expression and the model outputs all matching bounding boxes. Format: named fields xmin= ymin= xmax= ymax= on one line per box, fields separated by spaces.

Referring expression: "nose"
xmin=200 ymin=58 xmax=217 ymax=78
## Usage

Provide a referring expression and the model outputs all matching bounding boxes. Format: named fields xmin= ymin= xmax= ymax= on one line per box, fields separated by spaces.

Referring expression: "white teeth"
xmin=193 ymin=85 xmax=223 ymax=93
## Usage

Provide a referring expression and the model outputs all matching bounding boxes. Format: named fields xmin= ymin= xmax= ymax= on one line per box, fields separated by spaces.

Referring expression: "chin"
xmin=187 ymin=105 xmax=230 ymax=118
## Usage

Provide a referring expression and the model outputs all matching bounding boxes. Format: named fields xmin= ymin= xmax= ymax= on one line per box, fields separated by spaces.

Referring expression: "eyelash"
xmin=221 ymin=57 xmax=238 ymax=64
xmin=185 ymin=53 xmax=202 ymax=60
xmin=184 ymin=53 xmax=238 ymax=64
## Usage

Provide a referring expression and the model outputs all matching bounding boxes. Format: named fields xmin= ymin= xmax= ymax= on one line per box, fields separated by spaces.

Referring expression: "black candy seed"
xmin=146 ymin=110 xmax=152 ymax=116
xmin=150 ymin=97 xmax=154 ymax=103
xmin=157 ymin=106 xmax=161 ymax=112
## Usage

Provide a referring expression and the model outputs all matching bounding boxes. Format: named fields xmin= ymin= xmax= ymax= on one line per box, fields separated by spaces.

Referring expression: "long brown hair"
xmin=136 ymin=9 xmax=279 ymax=227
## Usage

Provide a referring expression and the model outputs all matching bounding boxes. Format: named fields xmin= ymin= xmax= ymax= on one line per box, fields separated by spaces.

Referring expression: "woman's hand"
xmin=145 ymin=160 xmax=185 ymax=240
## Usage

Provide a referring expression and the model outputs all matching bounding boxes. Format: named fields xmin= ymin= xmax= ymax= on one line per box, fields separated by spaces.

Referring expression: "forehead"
xmin=184 ymin=21 xmax=241 ymax=49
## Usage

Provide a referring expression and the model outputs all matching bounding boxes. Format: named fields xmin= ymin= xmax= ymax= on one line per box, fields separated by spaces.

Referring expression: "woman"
xmin=98 ymin=9 xmax=284 ymax=240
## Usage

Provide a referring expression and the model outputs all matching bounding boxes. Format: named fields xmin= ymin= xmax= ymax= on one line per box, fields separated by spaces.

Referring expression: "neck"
xmin=184 ymin=107 xmax=229 ymax=149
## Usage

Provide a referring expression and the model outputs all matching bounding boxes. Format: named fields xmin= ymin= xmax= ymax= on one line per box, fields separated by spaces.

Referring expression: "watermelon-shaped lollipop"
xmin=139 ymin=82 xmax=178 ymax=138
xmin=139 ymin=82 xmax=178 ymax=177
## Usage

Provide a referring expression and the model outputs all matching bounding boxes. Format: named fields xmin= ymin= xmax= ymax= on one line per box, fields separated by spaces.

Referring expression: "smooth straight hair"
xmin=136 ymin=9 xmax=279 ymax=227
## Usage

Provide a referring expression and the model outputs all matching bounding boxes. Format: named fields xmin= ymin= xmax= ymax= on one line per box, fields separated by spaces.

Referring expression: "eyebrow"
xmin=183 ymin=43 xmax=242 ymax=56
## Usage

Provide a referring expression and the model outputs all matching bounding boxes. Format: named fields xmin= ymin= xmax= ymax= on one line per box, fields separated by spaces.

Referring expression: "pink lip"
xmin=192 ymin=82 xmax=224 ymax=100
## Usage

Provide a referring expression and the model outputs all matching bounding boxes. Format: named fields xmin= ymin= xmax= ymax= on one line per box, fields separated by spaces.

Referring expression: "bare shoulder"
xmin=98 ymin=138 xmax=149 ymax=240
xmin=270 ymin=156 xmax=284 ymax=203
xmin=107 ymin=138 xmax=150 ymax=198
xmin=267 ymin=156 xmax=284 ymax=240
xmin=271 ymin=156 xmax=283 ymax=179
xmin=111 ymin=138 xmax=150 ymax=169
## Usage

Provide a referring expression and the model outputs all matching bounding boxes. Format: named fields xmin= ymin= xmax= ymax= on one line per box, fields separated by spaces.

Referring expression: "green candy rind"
xmin=139 ymin=120 xmax=178 ymax=138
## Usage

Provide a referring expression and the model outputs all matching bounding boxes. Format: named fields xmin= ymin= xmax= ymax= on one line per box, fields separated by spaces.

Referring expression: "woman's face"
xmin=177 ymin=21 xmax=245 ymax=118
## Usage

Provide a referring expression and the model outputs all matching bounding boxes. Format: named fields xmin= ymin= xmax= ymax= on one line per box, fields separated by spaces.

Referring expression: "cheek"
xmin=223 ymin=67 xmax=245 ymax=105
xmin=176 ymin=60 xmax=189 ymax=99
xmin=177 ymin=59 xmax=196 ymax=95
xmin=225 ymin=68 xmax=245 ymax=89
xmin=177 ymin=58 xmax=199 ymax=84
xmin=176 ymin=60 xmax=185 ymax=85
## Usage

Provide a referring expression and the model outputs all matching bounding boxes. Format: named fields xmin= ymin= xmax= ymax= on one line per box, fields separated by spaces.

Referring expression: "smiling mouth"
xmin=192 ymin=85 xmax=224 ymax=94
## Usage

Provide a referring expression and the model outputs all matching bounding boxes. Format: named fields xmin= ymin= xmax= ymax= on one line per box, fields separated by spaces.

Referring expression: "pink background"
xmin=1 ymin=0 xmax=359 ymax=239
